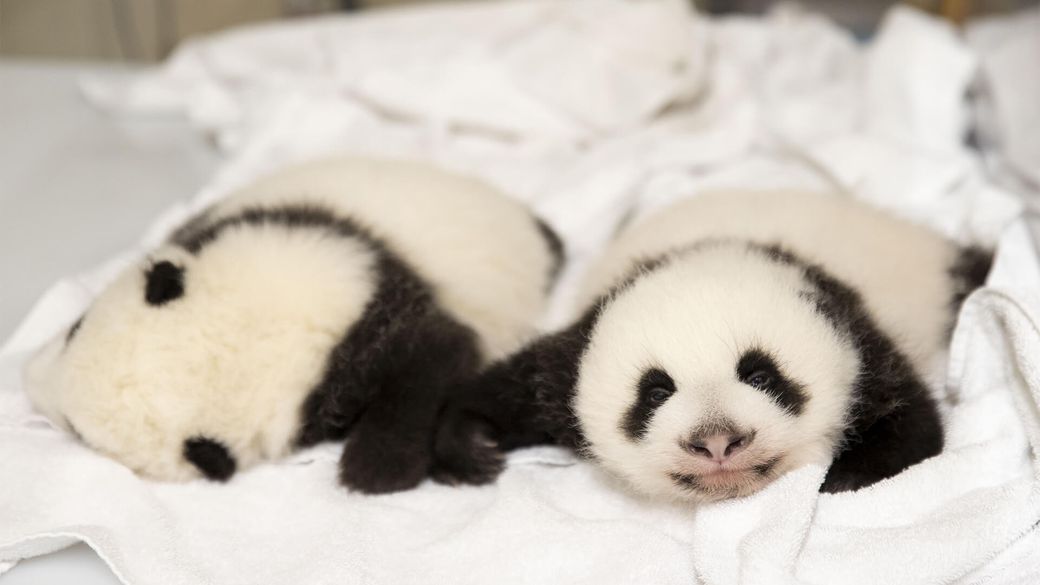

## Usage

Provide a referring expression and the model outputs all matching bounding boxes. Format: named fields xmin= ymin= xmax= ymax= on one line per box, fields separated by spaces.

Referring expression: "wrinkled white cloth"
xmin=3 ymin=1 xmax=1039 ymax=584
xmin=965 ymin=5 xmax=1040 ymax=198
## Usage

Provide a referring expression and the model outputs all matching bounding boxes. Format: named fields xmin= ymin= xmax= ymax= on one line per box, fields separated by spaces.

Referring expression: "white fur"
xmin=572 ymin=191 xmax=960 ymax=502
xmin=579 ymin=190 xmax=959 ymax=374
xmin=575 ymin=245 xmax=859 ymax=501
xmin=212 ymin=157 xmax=555 ymax=359
xmin=27 ymin=230 xmax=377 ymax=480
xmin=25 ymin=158 xmax=556 ymax=481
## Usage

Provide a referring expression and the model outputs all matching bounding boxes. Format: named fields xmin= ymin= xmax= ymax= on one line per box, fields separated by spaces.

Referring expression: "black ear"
xmin=145 ymin=261 xmax=185 ymax=306
xmin=184 ymin=436 xmax=237 ymax=481
xmin=797 ymin=262 xmax=944 ymax=493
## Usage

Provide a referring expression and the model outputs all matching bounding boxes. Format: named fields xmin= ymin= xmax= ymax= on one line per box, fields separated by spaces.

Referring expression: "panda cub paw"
xmin=339 ymin=433 xmax=431 ymax=495
xmin=431 ymin=409 xmax=506 ymax=486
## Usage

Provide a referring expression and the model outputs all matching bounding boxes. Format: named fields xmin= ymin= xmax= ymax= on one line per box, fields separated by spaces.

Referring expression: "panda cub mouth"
xmin=669 ymin=455 xmax=783 ymax=499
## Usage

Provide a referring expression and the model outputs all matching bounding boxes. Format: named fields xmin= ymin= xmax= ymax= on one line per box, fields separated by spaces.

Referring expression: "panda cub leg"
xmin=339 ymin=311 xmax=481 ymax=494
xmin=432 ymin=313 xmax=595 ymax=486
xmin=821 ymin=376 xmax=944 ymax=492
xmin=431 ymin=362 xmax=555 ymax=486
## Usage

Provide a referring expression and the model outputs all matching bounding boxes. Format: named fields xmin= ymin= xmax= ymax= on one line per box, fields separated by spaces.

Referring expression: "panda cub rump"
xmin=433 ymin=190 xmax=988 ymax=501
xmin=25 ymin=157 xmax=563 ymax=493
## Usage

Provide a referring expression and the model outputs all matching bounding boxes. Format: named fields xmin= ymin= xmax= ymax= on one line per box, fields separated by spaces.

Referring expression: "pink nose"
xmin=684 ymin=433 xmax=752 ymax=462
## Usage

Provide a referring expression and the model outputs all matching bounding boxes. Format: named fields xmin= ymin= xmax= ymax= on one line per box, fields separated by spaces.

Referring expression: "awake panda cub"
xmin=24 ymin=157 xmax=563 ymax=494
xmin=432 ymin=190 xmax=991 ymax=502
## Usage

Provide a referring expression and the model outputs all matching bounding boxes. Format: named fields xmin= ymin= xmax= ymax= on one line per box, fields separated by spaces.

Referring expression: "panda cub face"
xmin=25 ymin=225 xmax=376 ymax=481
xmin=574 ymin=244 xmax=860 ymax=502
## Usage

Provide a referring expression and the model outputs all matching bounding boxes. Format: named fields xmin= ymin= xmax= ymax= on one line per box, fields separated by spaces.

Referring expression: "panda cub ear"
xmin=145 ymin=260 xmax=185 ymax=306
xmin=183 ymin=436 xmax=237 ymax=481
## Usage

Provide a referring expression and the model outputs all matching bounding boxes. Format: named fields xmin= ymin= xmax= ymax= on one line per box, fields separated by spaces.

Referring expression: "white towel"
xmin=965 ymin=5 xmax=1040 ymax=196
xmin=2 ymin=2 xmax=1039 ymax=583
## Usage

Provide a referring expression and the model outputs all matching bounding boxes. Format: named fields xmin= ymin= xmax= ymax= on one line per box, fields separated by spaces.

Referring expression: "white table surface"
xmin=0 ymin=58 xmax=219 ymax=584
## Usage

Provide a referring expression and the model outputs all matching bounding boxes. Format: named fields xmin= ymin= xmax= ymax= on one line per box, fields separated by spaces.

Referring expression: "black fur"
xmin=293 ymin=244 xmax=449 ymax=446
xmin=184 ymin=436 xmax=237 ymax=481
xmin=429 ymin=256 xmax=667 ymax=485
xmin=173 ymin=205 xmax=372 ymax=255
xmin=172 ymin=203 xmax=484 ymax=494
xmin=167 ymin=208 xmax=214 ymax=248
xmin=430 ymin=254 xmax=697 ymax=486
xmin=431 ymin=306 xmax=598 ymax=485
xmin=300 ymin=249 xmax=481 ymax=494
xmin=144 ymin=261 xmax=185 ymax=306
xmin=65 ymin=316 xmax=84 ymax=344
xmin=948 ymin=245 xmax=993 ymax=330
xmin=534 ymin=216 xmax=566 ymax=289
xmin=669 ymin=472 xmax=701 ymax=490
xmin=622 ymin=368 xmax=677 ymax=441
xmin=735 ymin=348 xmax=807 ymax=416
xmin=753 ymin=456 xmax=781 ymax=476
xmin=747 ymin=244 xmax=944 ymax=492
xmin=433 ymin=239 xmax=944 ymax=494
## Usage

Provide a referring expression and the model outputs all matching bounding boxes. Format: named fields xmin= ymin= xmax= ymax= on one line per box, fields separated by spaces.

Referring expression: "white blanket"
xmin=3 ymin=1 xmax=1039 ymax=583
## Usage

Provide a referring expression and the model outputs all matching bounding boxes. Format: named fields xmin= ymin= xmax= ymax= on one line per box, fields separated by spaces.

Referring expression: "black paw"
xmin=339 ymin=433 xmax=431 ymax=495
xmin=297 ymin=392 xmax=361 ymax=447
xmin=819 ymin=469 xmax=876 ymax=493
xmin=431 ymin=410 xmax=506 ymax=486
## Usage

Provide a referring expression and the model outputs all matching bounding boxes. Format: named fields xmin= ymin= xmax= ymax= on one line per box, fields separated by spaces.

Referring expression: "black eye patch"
xmin=145 ymin=261 xmax=185 ymax=306
xmin=736 ymin=348 xmax=807 ymax=415
xmin=621 ymin=367 xmax=676 ymax=441
xmin=183 ymin=436 xmax=237 ymax=481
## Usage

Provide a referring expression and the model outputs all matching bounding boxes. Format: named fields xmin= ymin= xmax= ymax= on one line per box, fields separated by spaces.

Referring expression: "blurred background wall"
xmin=0 ymin=0 xmax=1036 ymax=62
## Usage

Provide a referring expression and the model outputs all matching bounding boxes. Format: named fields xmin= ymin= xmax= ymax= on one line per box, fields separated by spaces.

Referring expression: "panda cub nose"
xmin=684 ymin=432 xmax=752 ymax=462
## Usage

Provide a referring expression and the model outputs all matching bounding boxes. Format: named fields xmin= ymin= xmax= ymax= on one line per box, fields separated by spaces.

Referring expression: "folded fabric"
xmin=965 ymin=5 xmax=1040 ymax=194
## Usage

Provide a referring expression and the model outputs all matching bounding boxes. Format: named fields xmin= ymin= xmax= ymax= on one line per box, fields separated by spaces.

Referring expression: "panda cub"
xmin=432 ymin=190 xmax=991 ymax=501
xmin=24 ymin=157 xmax=563 ymax=494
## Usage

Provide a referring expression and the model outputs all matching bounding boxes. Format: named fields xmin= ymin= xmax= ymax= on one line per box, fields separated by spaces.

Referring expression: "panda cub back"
xmin=205 ymin=157 xmax=560 ymax=360
xmin=432 ymin=190 xmax=990 ymax=502
xmin=25 ymin=157 xmax=563 ymax=493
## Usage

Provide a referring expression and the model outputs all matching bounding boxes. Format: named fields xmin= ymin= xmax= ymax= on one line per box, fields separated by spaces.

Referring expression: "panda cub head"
xmin=25 ymin=220 xmax=377 ymax=482
xmin=574 ymin=242 xmax=861 ymax=502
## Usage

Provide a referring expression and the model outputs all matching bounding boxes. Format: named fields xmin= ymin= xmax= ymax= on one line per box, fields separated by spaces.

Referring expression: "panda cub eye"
xmin=736 ymin=347 xmax=808 ymax=416
xmin=746 ymin=370 xmax=774 ymax=390
xmin=647 ymin=387 xmax=672 ymax=404
xmin=640 ymin=368 xmax=676 ymax=405
xmin=623 ymin=367 xmax=678 ymax=441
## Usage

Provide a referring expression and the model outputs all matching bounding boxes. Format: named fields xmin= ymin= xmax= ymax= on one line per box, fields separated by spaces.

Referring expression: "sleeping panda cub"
xmin=24 ymin=157 xmax=563 ymax=494
xmin=432 ymin=190 xmax=991 ymax=501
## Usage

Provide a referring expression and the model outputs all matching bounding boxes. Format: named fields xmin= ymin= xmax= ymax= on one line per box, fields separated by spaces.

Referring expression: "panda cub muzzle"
xmin=681 ymin=427 xmax=754 ymax=463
